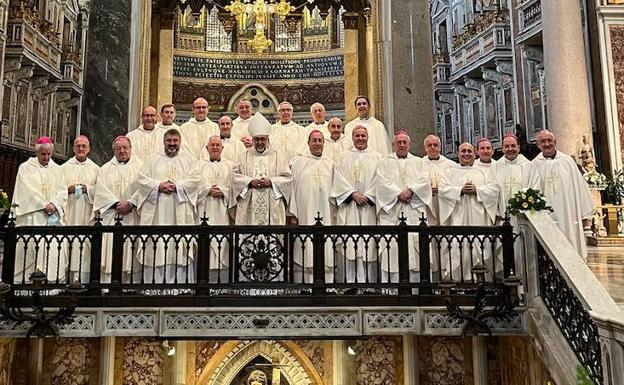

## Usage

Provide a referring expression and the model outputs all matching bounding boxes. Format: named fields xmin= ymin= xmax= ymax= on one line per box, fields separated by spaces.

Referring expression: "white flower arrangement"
xmin=583 ymin=171 xmax=608 ymax=190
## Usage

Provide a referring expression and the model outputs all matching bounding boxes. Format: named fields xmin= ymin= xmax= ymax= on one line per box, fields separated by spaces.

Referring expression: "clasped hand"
xmin=461 ymin=182 xmax=476 ymax=195
xmin=159 ymin=181 xmax=177 ymax=194
xmin=208 ymin=185 xmax=224 ymax=198
xmin=398 ymin=189 xmax=413 ymax=203
xmin=249 ymin=177 xmax=271 ymax=189
xmin=351 ymin=192 xmax=369 ymax=206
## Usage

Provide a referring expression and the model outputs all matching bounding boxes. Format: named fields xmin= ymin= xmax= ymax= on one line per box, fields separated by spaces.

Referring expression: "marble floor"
xmin=587 ymin=245 xmax=624 ymax=306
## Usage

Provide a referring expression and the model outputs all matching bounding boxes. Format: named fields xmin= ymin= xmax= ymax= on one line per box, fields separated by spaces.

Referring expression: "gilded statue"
xmin=247 ymin=369 xmax=268 ymax=385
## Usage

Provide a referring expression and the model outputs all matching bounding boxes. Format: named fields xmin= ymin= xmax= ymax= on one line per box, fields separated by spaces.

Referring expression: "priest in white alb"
xmin=375 ymin=132 xmax=432 ymax=282
xmin=156 ymin=103 xmax=181 ymax=131
xmin=344 ymin=95 xmax=391 ymax=155
xmin=532 ymin=130 xmax=594 ymax=259
xmin=213 ymin=115 xmax=246 ymax=164
xmin=12 ymin=137 xmax=67 ymax=283
xmin=230 ymin=113 xmax=292 ymax=226
xmin=271 ymin=101 xmax=307 ymax=161
xmin=324 ymin=117 xmax=352 ymax=162
xmin=304 ymin=102 xmax=330 ymax=138
xmin=421 ymin=134 xmax=456 ymax=225
xmin=93 ymin=135 xmax=142 ymax=283
xmin=438 ymin=142 xmax=501 ymax=280
xmin=474 ymin=138 xmax=497 ymax=169
xmin=232 ymin=99 xmax=253 ymax=148
xmin=331 ymin=126 xmax=382 ymax=283
xmin=180 ymin=97 xmax=219 ymax=159
xmin=127 ymin=106 xmax=165 ymax=161
xmin=60 ymin=135 xmax=100 ymax=282
xmin=290 ymin=130 xmax=336 ymax=283
xmin=135 ymin=128 xmax=201 ymax=283
xmin=197 ymin=136 xmax=235 ymax=282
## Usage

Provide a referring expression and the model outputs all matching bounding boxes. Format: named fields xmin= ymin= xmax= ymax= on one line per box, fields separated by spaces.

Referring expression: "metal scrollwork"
xmin=238 ymin=234 xmax=285 ymax=282
xmin=537 ymin=246 xmax=603 ymax=385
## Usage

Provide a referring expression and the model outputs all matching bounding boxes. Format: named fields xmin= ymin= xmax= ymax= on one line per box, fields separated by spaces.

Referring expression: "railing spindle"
xmin=87 ymin=217 xmax=103 ymax=296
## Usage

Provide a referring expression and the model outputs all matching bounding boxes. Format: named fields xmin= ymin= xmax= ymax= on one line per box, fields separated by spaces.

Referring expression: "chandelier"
xmin=226 ymin=0 xmax=294 ymax=53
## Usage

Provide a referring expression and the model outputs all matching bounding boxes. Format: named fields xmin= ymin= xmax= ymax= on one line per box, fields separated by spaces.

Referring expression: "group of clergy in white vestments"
xmin=11 ymin=95 xmax=594 ymax=287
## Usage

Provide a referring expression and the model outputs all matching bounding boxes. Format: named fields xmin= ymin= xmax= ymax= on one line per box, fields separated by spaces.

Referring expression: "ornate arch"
xmin=227 ymin=83 xmax=280 ymax=114
xmin=197 ymin=340 xmax=324 ymax=385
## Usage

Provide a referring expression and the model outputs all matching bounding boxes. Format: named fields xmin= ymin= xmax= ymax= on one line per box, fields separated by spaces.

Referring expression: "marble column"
xmin=171 ymin=340 xmax=187 ymax=385
xmin=332 ymin=340 xmax=347 ymax=385
xmin=343 ymin=12 xmax=361 ymax=121
xmin=81 ymin=0 xmax=132 ymax=164
xmin=365 ymin=9 xmax=376 ymax=117
xmin=99 ymin=337 xmax=116 ymax=385
xmin=157 ymin=12 xmax=175 ymax=111
xmin=402 ymin=335 xmax=419 ymax=385
xmin=541 ymin=0 xmax=593 ymax=156
xmin=29 ymin=338 xmax=44 ymax=385
xmin=471 ymin=336 xmax=488 ymax=385
xmin=390 ymin=0 xmax=436 ymax=154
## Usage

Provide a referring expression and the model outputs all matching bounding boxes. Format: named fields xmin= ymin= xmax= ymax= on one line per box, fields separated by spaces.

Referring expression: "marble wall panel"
xmin=0 ymin=338 xmax=15 ymax=385
xmin=121 ymin=338 xmax=164 ymax=385
xmin=498 ymin=336 xmax=555 ymax=385
xmin=417 ymin=336 xmax=473 ymax=385
xmin=609 ymin=25 xmax=624 ymax=164
xmin=295 ymin=340 xmax=326 ymax=379
xmin=11 ymin=339 xmax=29 ymax=385
xmin=81 ymin=0 xmax=132 ymax=164
xmin=354 ymin=336 xmax=402 ymax=385
xmin=194 ymin=340 xmax=223 ymax=379
xmin=42 ymin=338 xmax=100 ymax=385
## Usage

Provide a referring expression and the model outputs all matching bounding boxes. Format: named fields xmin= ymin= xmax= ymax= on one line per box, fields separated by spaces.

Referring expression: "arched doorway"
xmin=197 ymin=340 xmax=323 ymax=385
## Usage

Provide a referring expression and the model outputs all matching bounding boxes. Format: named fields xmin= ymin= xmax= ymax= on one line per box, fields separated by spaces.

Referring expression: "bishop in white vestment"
xmin=180 ymin=98 xmax=219 ymax=159
xmin=344 ymin=96 xmax=391 ymax=155
xmin=230 ymin=113 xmax=292 ymax=226
xmin=127 ymin=106 xmax=165 ymax=161
xmin=375 ymin=132 xmax=432 ymax=282
xmin=290 ymin=130 xmax=336 ymax=283
xmin=532 ymin=130 xmax=594 ymax=259
xmin=12 ymin=137 xmax=67 ymax=283
xmin=60 ymin=135 xmax=100 ymax=282
xmin=197 ymin=136 xmax=235 ymax=282
xmin=135 ymin=129 xmax=201 ymax=283
xmin=93 ymin=136 xmax=142 ymax=282
xmin=438 ymin=143 xmax=501 ymax=280
xmin=331 ymin=126 xmax=381 ymax=283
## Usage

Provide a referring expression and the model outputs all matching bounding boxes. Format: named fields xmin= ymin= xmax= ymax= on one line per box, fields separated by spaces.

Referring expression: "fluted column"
xmin=541 ymin=0 xmax=592 ymax=156
xmin=343 ymin=12 xmax=361 ymax=121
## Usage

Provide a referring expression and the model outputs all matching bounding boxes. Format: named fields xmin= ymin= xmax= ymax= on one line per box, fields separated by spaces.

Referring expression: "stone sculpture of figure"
xmin=578 ymin=134 xmax=594 ymax=168
xmin=247 ymin=369 xmax=268 ymax=385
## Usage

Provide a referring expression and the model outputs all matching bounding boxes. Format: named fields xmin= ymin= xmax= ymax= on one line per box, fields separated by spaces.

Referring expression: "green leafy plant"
xmin=507 ymin=188 xmax=553 ymax=215
xmin=603 ymin=169 xmax=624 ymax=205
xmin=576 ymin=366 xmax=594 ymax=385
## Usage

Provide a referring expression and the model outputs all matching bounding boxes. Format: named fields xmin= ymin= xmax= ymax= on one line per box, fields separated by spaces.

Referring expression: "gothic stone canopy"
xmin=154 ymin=0 xmax=371 ymax=15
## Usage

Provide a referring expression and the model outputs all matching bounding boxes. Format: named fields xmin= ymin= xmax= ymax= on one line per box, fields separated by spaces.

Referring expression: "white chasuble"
xmin=331 ymin=148 xmax=381 ymax=266
xmin=438 ymin=165 xmax=501 ymax=280
xmin=375 ymin=153 xmax=432 ymax=277
xmin=135 ymin=153 xmax=200 ymax=273
xmin=230 ymin=147 xmax=292 ymax=225
xmin=271 ymin=121 xmax=307 ymax=161
xmin=532 ymin=151 xmax=594 ymax=259
xmin=474 ymin=158 xmax=497 ymax=170
xmin=61 ymin=156 xmax=100 ymax=225
xmin=421 ymin=155 xmax=456 ymax=225
xmin=13 ymin=157 xmax=68 ymax=282
xmin=304 ymin=121 xmax=330 ymax=139
xmin=180 ymin=118 xmax=219 ymax=159
xmin=232 ymin=116 xmax=252 ymax=139
xmin=93 ymin=156 xmax=142 ymax=279
xmin=290 ymin=153 xmax=335 ymax=282
xmin=60 ymin=156 xmax=100 ymax=280
xmin=344 ymin=117 xmax=392 ymax=155
xmin=126 ymin=125 xmax=165 ymax=161
xmin=324 ymin=134 xmax=353 ymax=162
xmin=200 ymin=135 xmax=246 ymax=164
xmin=491 ymin=155 xmax=541 ymax=211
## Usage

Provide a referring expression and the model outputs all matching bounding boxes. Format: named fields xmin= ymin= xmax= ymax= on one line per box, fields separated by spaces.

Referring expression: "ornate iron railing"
xmin=0 ymin=215 xmax=517 ymax=308
xmin=536 ymin=243 xmax=603 ymax=385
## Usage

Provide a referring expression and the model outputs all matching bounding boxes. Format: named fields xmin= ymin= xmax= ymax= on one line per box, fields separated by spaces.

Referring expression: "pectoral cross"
xmin=114 ymin=174 xmax=127 ymax=196
xmin=167 ymin=165 xmax=177 ymax=181
xmin=399 ymin=167 xmax=407 ymax=187
xmin=353 ymin=163 xmax=362 ymax=184
xmin=504 ymin=176 xmax=521 ymax=198
xmin=312 ymin=168 xmax=323 ymax=190
xmin=39 ymin=181 xmax=50 ymax=198
xmin=545 ymin=171 xmax=560 ymax=194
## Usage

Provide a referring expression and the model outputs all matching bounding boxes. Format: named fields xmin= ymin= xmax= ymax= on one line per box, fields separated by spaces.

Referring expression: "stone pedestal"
xmin=541 ymin=0 xmax=592 ymax=156
xmin=390 ymin=0 xmax=436 ymax=154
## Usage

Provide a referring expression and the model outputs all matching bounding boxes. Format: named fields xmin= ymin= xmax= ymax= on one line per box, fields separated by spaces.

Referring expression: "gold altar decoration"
xmin=226 ymin=0 xmax=294 ymax=53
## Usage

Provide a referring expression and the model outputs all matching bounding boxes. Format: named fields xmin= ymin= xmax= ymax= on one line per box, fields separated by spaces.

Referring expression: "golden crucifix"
xmin=353 ymin=163 xmax=363 ymax=184
xmin=399 ymin=167 xmax=407 ymax=187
